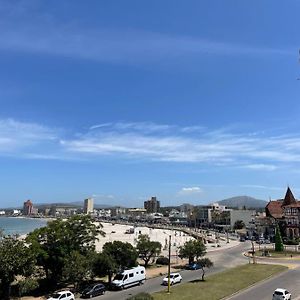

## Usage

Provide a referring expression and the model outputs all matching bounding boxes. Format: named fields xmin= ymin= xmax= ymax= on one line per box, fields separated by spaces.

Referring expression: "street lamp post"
xmin=167 ymin=235 xmax=171 ymax=294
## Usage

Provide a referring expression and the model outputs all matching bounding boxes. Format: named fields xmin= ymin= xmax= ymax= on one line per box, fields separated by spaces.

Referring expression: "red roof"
xmin=266 ymin=200 xmax=283 ymax=219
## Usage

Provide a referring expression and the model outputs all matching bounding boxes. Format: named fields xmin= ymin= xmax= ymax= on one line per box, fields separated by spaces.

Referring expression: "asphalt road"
xmin=227 ymin=268 xmax=300 ymax=300
xmin=76 ymin=242 xmax=250 ymax=300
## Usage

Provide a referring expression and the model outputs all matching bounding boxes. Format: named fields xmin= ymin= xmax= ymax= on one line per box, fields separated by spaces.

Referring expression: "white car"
xmin=272 ymin=288 xmax=291 ymax=300
xmin=47 ymin=291 xmax=75 ymax=300
xmin=162 ymin=273 xmax=182 ymax=285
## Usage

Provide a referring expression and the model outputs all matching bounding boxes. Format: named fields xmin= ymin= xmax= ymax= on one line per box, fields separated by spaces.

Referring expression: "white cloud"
xmin=242 ymin=164 xmax=278 ymax=171
xmin=0 ymin=118 xmax=57 ymax=153
xmin=179 ymin=187 xmax=203 ymax=194
xmin=4 ymin=119 xmax=300 ymax=172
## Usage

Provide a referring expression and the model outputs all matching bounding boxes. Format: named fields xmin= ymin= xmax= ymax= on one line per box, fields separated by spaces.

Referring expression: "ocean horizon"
xmin=0 ymin=217 xmax=48 ymax=236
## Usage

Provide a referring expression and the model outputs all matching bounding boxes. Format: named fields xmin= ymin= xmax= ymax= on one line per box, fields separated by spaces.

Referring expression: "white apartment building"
xmin=83 ymin=198 xmax=94 ymax=214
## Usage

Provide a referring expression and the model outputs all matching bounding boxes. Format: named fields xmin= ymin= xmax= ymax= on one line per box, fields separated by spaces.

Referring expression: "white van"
xmin=111 ymin=266 xmax=146 ymax=289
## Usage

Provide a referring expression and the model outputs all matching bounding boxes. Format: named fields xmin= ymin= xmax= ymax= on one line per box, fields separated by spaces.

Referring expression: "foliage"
xmin=275 ymin=224 xmax=284 ymax=252
xmin=62 ymin=251 xmax=93 ymax=290
xmin=0 ymin=236 xmax=36 ymax=300
xmin=127 ymin=293 xmax=154 ymax=300
xmin=196 ymin=258 xmax=213 ymax=281
xmin=156 ymin=256 xmax=169 ymax=265
xmin=92 ymin=252 xmax=116 ymax=283
xmin=26 ymin=215 xmax=105 ymax=282
xmin=136 ymin=234 xmax=162 ymax=268
xmin=178 ymin=239 xmax=206 ymax=264
xmin=233 ymin=220 xmax=245 ymax=230
xmin=18 ymin=278 xmax=39 ymax=296
xmin=284 ymin=239 xmax=299 ymax=245
xmin=103 ymin=240 xmax=138 ymax=270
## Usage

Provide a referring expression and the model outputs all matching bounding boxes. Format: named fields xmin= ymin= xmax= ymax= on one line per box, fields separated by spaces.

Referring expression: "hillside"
xmin=216 ymin=196 xmax=267 ymax=208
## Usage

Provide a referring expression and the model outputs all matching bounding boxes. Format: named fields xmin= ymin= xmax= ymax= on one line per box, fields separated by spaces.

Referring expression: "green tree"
xmin=196 ymin=258 xmax=213 ymax=281
xmin=62 ymin=251 xmax=92 ymax=290
xmin=26 ymin=215 xmax=105 ymax=283
xmin=0 ymin=236 xmax=36 ymax=299
xmin=275 ymin=223 xmax=284 ymax=252
xmin=127 ymin=293 xmax=153 ymax=300
xmin=178 ymin=239 xmax=206 ymax=264
xmin=233 ymin=220 xmax=245 ymax=230
xmin=136 ymin=234 xmax=162 ymax=268
xmin=92 ymin=252 xmax=116 ymax=284
xmin=103 ymin=241 xmax=138 ymax=270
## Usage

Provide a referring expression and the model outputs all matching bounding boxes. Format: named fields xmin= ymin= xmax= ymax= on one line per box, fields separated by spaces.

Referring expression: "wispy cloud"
xmin=4 ymin=119 xmax=300 ymax=171
xmin=0 ymin=2 xmax=293 ymax=65
xmin=0 ymin=118 xmax=57 ymax=154
xmin=179 ymin=187 xmax=203 ymax=195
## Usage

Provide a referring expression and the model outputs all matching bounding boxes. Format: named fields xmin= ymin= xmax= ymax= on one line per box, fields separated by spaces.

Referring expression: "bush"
xmin=284 ymin=239 xmax=299 ymax=245
xmin=156 ymin=256 xmax=169 ymax=265
xmin=18 ymin=278 xmax=39 ymax=296
xmin=127 ymin=293 xmax=154 ymax=300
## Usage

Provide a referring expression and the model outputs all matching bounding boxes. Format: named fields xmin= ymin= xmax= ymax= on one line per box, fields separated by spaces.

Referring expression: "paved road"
xmin=227 ymin=267 xmax=300 ymax=300
xmin=76 ymin=242 xmax=249 ymax=300
xmin=225 ymin=250 xmax=300 ymax=300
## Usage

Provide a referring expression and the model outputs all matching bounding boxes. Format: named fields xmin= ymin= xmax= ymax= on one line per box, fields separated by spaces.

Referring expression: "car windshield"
xmin=114 ymin=274 xmax=124 ymax=280
xmin=83 ymin=285 xmax=94 ymax=292
xmin=274 ymin=291 xmax=283 ymax=295
xmin=51 ymin=294 xmax=61 ymax=299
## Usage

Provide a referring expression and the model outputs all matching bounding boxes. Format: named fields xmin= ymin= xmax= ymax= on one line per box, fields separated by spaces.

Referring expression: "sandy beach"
xmin=96 ymin=222 xmax=194 ymax=257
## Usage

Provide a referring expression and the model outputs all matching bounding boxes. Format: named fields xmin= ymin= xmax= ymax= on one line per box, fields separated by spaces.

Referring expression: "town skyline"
xmin=1 ymin=1 xmax=300 ymax=207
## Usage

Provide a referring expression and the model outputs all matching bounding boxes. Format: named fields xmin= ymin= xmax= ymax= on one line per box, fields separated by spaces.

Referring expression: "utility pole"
xmin=167 ymin=235 xmax=171 ymax=294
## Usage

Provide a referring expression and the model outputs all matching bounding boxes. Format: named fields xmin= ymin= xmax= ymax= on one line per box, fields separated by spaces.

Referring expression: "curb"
xmin=221 ymin=267 xmax=289 ymax=300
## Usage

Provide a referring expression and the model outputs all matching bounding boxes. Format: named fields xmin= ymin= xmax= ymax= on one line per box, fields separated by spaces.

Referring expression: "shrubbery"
xmin=156 ymin=256 xmax=169 ymax=265
xmin=127 ymin=292 xmax=154 ymax=300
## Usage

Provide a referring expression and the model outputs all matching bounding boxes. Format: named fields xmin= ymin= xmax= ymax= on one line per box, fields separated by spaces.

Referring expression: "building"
xmin=230 ymin=209 xmax=256 ymax=229
xmin=144 ymin=196 xmax=160 ymax=213
xmin=111 ymin=206 xmax=127 ymax=218
xmin=23 ymin=199 xmax=34 ymax=215
xmin=83 ymin=198 xmax=94 ymax=214
xmin=266 ymin=187 xmax=300 ymax=239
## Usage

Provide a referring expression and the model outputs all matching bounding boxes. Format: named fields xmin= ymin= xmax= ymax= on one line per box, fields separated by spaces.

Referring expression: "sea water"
xmin=0 ymin=217 xmax=48 ymax=235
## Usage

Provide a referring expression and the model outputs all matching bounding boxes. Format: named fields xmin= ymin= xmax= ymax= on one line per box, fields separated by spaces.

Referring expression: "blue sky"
xmin=1 ymin=0 xmax=300 ymax=208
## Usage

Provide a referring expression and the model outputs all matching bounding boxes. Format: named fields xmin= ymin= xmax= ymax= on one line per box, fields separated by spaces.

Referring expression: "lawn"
xmin=257 ymin=249 xmax=300 ymax=258
xmin=153 ymin=264 xmax=287 ymax=300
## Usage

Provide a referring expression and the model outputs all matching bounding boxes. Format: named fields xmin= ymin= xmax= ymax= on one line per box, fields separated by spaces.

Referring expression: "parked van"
xmin=111 ymin=266 xmax=146 ymax=289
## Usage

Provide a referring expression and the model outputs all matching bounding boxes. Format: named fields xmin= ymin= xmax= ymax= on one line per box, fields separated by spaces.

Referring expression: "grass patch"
xmin=153 ymin=264 xmax=287 ymax=300
xmin=257 ymin=249 xmax=300 ymax=258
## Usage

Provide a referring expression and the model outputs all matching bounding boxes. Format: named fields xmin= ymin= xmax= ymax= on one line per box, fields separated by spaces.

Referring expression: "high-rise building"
xmin=84 ymin=198 xmax=94 ymax=214
xmin=23 ymin=199 xmax=33 ymax=215
xmin=144 ymin=196 xmax=160 ymax=213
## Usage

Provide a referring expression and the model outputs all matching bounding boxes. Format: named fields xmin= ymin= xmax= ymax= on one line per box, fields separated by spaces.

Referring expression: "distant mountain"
xmin=216 ymin=196 xmax=267 ymax=208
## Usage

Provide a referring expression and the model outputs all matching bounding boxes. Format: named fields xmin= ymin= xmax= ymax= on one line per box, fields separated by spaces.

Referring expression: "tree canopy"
xmin=178 ymin=239 xmax=206 ymax=264
xmin=196 ymin=257 xmax=213 ymax=281
xmin=102 ymin=240 xmax=138 ymax=270
xmin=0 ymin=236 xmax=36 ymax=299
xmin=233 ymin=220 xmax=245 ymax=230
xmin=26 ymin=215 xmax=105 ymax=282
xmin=136 ymin=234 xmax=162 ymax=268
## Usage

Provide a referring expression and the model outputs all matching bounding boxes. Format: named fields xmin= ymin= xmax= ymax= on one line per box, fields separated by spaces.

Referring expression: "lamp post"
xmin=167 ymin=235 xmax=172 ymax=294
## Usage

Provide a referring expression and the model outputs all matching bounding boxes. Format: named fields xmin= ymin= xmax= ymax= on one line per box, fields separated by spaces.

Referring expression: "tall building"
xmin=84 ymin=198 xmax=94 ymax=214
xmin=144 ymin=196 xmax=160 ymax=213
xmin=23 ymin=199 xmax=33 ymax=215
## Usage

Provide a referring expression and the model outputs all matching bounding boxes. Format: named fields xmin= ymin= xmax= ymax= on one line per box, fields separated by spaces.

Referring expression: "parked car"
xmin=185 ymin=263 xmax=200 ymax=270
xmin=111 ymin=266 xmax=146 ymax=289
xmin=47 ymin=291 xmax=74 ymax=300
xmin=239 ymin=237 xmax=246 ymax=242
xmin=81 ymin=283 xmax=106 ymax=298
xmin=162 ymin=273 xmax=182 ymax=285
xmin=272 ymin=288 xmax=291 ymax=300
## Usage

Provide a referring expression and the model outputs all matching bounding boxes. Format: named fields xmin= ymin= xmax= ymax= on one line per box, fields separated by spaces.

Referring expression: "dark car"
xmin=185 ymin=263 xmax=200 ymax=270
xmin=81 ymin=283 xmax=105 ymax=298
